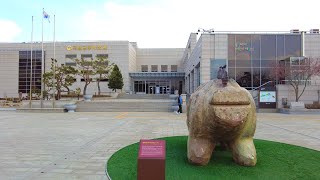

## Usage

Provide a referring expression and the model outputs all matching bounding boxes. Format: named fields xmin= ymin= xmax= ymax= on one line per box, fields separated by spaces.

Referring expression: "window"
xmin=151 ymin=65 xmax=158 ymax=72
xmin=65 ymin=62 xmax=76 ymax=66
xmin=65 ymin=54 xmax=77 ymax=59
xmin=141 ymin=65 xmax=148 ymax=72
xmin=18 ymin=51 xmax=42 ymax=93
xmin=171 ymin=65 xmax=177 ymax=72
xmin=161 ymin=65 xmax=168 ymax=72
xmin=81 ymin=78 xmax=93 ymax=82
xmin=81 ymin=54 xmax=92 ymax=59
xmin=96 ymin=54 xmax=108 ymax=58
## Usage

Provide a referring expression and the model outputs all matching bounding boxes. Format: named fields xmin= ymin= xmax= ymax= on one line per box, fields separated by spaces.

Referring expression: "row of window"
xmin=65 ymin=54 xmax=108 ymax=59
xmin=65 ymin=54 xmax=109 ymax=66
xmin=19 ymin=78 xmax=109 ymax=83
xmin=141 ymin=65 xmax=178 ymax=72
xmin=79 ymin=78 xmax=109 ymax=82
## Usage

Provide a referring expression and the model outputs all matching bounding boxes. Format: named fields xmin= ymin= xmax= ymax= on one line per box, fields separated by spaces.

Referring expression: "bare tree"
xmin=272 ymin=57 xmax=320 ymax=102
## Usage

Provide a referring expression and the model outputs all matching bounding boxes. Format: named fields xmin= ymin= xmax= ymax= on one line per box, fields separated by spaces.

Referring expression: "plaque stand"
xmin=137 ymin=139 xmax=166 ymax=180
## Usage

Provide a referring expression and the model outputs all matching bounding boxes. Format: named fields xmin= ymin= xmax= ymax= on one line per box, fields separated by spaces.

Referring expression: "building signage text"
xmin=66 ymin=45 xmax=107 ymax=51
xmin=235 ymin=43 xmax=254 ymax=52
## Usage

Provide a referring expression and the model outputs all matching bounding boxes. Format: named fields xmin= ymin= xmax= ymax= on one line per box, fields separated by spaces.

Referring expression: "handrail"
xmin=252 ymin=81 xmax=275 ymax=91
xmin=251 ymin=81 xmax=275 ymax=100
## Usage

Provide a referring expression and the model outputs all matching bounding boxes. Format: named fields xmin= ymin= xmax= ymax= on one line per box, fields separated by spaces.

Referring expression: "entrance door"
xmin=162 ymin=86 xmax=167 ymax=94
xmin=160 ymin=86 xmax=167 ymax=94
xmin=149 ymin=86 xmax=155 ymax=94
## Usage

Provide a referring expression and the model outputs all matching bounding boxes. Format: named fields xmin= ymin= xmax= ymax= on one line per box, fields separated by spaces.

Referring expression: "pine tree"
xmin=108 ymin=65 xmax=124 ymax=92
xmin=93 ymin=56 xmax=114 ymax=95
xmin=43 ymin=58 xmax=77 ymax=100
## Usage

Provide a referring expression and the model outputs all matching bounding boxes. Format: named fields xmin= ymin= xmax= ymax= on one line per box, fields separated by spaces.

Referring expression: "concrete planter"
xmin=84 ymin=94 xmax=93 ymax=102
xmin=64 ymin=104 xmax=77 ymax=112
xmin=290 ymin=102 xmax=305 ymax=109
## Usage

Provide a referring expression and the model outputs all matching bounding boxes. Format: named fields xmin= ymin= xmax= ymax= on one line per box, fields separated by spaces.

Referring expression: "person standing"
xmin=177 ymin=93 xmax=183 ymax=114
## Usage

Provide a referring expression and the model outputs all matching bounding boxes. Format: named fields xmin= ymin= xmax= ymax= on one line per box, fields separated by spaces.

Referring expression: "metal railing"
xmin=251 ymin=81 xmax=275 ymax=100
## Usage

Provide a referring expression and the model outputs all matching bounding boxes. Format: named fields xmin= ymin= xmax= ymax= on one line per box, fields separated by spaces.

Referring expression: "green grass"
xmin=106 ymin=136 xmax=320 ymax=180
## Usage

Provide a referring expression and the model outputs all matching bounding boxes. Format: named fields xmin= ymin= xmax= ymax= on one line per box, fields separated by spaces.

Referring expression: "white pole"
xmin=53 ymin=14 xmax=56 ymax=108
xmin=41 ymin=8 xmax=44 ymax=108
xmin=29 ymin=16 xmax=33 ymax=108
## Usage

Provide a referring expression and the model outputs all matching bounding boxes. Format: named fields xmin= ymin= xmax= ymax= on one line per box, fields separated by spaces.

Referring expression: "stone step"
xmin=76 ymin=100 xmax=174 ymax=112
xmin=118 ymin=94 xmax=171 ymax=99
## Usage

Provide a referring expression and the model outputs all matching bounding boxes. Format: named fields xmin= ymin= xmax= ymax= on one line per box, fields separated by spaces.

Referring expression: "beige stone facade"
xmin=0 ymin=41 xmax=184 ymax=97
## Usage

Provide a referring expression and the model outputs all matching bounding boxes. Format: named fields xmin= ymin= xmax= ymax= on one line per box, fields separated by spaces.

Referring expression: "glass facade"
xmin=133 ymin=80 xmax=182 ymax=94
xmin=227 ymin=34 xmax=301 ymax=89
xmin=18 ymin=51 xmax=42 ymax=93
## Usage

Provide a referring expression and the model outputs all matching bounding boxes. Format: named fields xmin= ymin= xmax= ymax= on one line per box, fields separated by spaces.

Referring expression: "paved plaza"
xmin=0 ymin=111 xmax=319 ymax=180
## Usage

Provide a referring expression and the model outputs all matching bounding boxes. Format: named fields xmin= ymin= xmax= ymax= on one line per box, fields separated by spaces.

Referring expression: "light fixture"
xmin=197 ymin=28 xmax=214 ymax=34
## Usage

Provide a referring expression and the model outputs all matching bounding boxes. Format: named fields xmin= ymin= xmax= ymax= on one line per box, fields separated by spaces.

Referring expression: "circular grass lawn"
xmin=106 ymin=136 xmax=320 ymax=179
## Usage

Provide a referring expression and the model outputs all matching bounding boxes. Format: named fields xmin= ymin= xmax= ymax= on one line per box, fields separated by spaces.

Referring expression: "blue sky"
xmin=1 ymin=0 xmax=320 ymax=47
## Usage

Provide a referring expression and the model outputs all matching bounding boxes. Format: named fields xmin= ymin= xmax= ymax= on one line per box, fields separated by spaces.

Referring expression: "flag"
xmin=43 ymin=10 xmax=50 ymax=23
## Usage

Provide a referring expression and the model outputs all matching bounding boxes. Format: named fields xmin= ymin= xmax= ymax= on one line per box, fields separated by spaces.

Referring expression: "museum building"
xmin=0 ymin=29 xmax=320 ymax=107
xmin=183 ymin=29 xmax=320 ymax=93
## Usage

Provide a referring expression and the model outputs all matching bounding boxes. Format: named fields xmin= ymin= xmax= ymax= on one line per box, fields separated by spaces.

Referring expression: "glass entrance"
xmin=133 ymin=80 xmax=181 ymax=94
xmin=149 ymin=86 xmax=155 ymax=94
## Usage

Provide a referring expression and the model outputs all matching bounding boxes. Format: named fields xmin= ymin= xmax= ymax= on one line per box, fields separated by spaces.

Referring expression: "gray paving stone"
xmin=0 ymin=111 xmax=319 ymax=179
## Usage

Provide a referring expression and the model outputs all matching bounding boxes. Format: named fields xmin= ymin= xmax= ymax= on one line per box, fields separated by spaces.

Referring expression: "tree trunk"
xmin=97 ymin=80 xmax=101 ymax=95
xmin=84 ymin=83 xmax=88 ymax=95
xmin=66 ymin=86 xmax=70 ymax=94
xmin=295 ymin=87 xmax=299 ymax=102
xmin=57 ymin=89 xmax=61 ymax=100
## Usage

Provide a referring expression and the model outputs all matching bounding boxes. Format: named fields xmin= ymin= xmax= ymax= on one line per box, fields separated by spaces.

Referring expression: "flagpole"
xmin=29 ymin=16 xmax=33 ymax=108
xmin=53 ymin=14 xmax=56 ymax=108
xmin=41 ymin=8 xmax=44 ymax=108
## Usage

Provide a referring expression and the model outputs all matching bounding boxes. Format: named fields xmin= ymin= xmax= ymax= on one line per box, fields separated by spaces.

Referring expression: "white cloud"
xmin=78 ymin=0 xmax=320 ymax=48
xmin=0 ymin=20 xmax=21 ymax=42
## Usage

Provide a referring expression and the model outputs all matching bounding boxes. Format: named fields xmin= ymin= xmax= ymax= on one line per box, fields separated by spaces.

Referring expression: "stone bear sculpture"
xmin=187 ymin=79 xmax=257 ymax=166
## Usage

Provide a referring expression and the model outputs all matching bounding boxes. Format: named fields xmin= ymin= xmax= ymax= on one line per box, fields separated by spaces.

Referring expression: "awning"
xmin=129 ymin=72 xmax=185 ymax=79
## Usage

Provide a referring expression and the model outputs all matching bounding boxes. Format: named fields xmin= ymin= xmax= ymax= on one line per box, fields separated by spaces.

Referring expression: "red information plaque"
xmin=137 ymin=140 xmax=166 ymax=180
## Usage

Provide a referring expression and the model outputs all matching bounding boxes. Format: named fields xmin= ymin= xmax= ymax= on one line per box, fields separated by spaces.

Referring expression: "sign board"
xmin=259 ymin=87 xmax=277 ymax=108
xmin=259 ymin=91 xmax=276 ymax=102
xmin=138 ymin=140 xmax=166 ymax=180
xmin=138 ymin=140 xmax=165 ymax=158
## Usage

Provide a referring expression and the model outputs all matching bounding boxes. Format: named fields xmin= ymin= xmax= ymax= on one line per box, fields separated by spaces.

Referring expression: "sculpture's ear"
xmin=217 ymin=69 xmax=222 ymax=79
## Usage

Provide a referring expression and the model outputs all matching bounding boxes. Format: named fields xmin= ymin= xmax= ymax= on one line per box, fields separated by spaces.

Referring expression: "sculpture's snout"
xmin=210 ymin=86 xmax=251 ymax=106
xmin=210 ymin=86 xmax=251 ymax=127
xmin=213 ymin=106 xmax=249 ymax=127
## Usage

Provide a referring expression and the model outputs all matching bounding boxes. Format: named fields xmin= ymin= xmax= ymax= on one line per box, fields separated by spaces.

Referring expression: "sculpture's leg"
xmin=230 ymin=137 xmax=257 ymax=166
xmin=187 ymin=136 xmax=215 ymax=166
